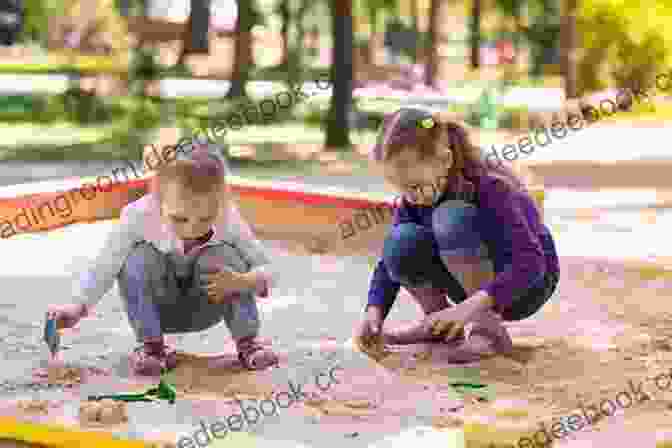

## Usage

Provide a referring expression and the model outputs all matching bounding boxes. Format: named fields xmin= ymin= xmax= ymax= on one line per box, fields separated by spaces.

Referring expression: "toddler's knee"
xmin=122 ymin=242 xmax=163 ymax=281
xmin=382 ymin=223 xmax=435 ymax=282
xmin=195 ymin=243 xmax=251 ymax=276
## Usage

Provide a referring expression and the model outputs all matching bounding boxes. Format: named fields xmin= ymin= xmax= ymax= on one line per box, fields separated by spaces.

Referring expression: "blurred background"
xmin=0 ymin=0 xmax=670 ymax=188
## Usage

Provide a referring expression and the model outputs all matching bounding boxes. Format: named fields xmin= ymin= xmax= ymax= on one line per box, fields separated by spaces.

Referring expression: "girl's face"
xmin=381 ymin=146 xmax=453 ymax=206
xmin=160 ymin=182 xmax=222 ymax=240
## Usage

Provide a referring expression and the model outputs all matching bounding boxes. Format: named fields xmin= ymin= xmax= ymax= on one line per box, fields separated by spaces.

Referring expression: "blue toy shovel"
xmin=43 ymin=314 xmax=60 ymax=357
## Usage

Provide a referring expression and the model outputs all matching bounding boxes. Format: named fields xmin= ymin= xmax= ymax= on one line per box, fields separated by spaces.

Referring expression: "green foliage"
xmin=0 ymin=92 xmax=127 ymax=125
xmin=129 ymin=47 xmax=162 ymax=83
xmin=127 ymin=98 xmax=161 ymax=131
xmin=61 ymin=88 xmax=113 ymax=124
xmin=610 ymin=31 xmax=669 ymax=93
xmin=577 ymin=0 xmax=672 ymax=96
xmin=355 ymin=0 xmax=397 ymax=18
xmin=494 ymin=0 xmax=523 ymax=18
xmin=354 ymin=0 xmax=397 ymax=34
xmin=104 ymin=97 xmax=162 ymax=151
xmin=20 ymin=0 xmax=67 ymax=44
xmin=0 ymin=95 xmax=51 ymax=123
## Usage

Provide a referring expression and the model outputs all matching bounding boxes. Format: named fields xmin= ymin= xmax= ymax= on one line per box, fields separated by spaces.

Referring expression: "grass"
xmin=0 ymin=119 xmax=148 ymax=162
xmin=0 ymin=122 xmax=112 ymax=149
xmin=0 ymin=61 xmax=127 ymax=76
xmin=0 ymin=117 xmax=379 ymax=183
xmin=0 ymin=60 xmax=331 ymax=81
xmin=195 ymin=123 xmax=376 ymax=181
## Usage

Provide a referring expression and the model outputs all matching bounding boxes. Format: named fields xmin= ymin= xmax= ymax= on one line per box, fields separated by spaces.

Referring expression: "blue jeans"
xmin=382 ymin=200 xmax=557 ymax=321
xmin=117 ymin=241 xmax=260 ymax=342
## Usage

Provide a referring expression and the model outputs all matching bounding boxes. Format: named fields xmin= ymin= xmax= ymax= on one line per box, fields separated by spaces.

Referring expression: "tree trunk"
xmin=512 ymin=1 xmax=521 ymax=68
xmin=176 ymin=14 xmax=189 ymax=65
xmin=291 ymin=2 xmax=311 ymax=83
xmin=137 ymin=0 xmax=149 ymax=47
xmin=411 ymin=0 xmax=419 ymax=63
xmin=470 ymin=0 xmax=481 ymax=69
xmin=118 ymin=0 xmax=130 ymax=17
xmin=424 ymin=0 xmax=439 ymax=85
xmin=186 ymin=0 xmax=210 ymax=53
xmin=367 ymin=9 xmax=377 ymax=65
xmin=227 ymin=0 xmax=254 ymax=99
xmin=279 ymin=0 xmax=290 ymax=66
xmin=560 ymin=0 xmax=578 ymax=99
xmin=326 ymin=0 xmax=353 ymax=150
xmin=177 ymin=0 xmax=210 ymax=65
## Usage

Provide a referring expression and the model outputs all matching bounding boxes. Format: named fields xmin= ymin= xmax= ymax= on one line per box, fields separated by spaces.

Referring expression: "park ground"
xmin=0 ymin=122 xmax=671 ymax=446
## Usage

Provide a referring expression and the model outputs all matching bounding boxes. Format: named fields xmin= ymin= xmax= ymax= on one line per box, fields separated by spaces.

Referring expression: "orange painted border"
xmin=0 ymin=176 xmax=545 ymax=239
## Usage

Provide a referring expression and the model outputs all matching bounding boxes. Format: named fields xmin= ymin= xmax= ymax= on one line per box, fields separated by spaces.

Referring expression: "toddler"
xmin=357 ymin=108 xmax=560 ymax=361
xmin=46 ymin=141 xmax=278 ymax=375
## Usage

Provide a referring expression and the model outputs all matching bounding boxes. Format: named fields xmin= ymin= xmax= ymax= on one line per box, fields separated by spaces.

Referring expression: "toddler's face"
xmin=160 ymin=183 xmax=222 ymax=240
xmin=382 ymin=147 xmax=451 ymax=206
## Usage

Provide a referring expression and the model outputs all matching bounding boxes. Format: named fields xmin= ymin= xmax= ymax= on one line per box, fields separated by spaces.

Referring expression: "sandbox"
xmin=1 ymin=220 xmax=672 ymax=448
xmin=1 ymin=173 xmax=672 ymax=447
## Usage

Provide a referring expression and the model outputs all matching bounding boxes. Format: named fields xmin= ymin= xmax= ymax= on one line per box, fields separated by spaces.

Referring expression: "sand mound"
xmin=79 ymin=399 xmax=128 ymax=426
xmin=33 ymin=364 xmax=110 ymax=386
xmin=16 ymin=399 xmax=50 ymax=414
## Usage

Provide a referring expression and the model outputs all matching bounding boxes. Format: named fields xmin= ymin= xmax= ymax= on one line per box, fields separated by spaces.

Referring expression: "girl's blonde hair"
xmin=146 ymin=141 xmax=261 ymax=242
xmin=150 ymin=147 xmax=227 ymax=202
xmin=371 ymin=107 xmax=529 ymax=195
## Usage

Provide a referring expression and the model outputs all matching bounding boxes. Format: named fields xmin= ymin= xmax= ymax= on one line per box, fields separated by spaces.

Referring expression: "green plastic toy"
xmin=449 ymin=381 xmax=492 ymax=402
xmin=87 ymin=379 xmax=177 ymax=404
xmin=449 ymin=382 xmax=487 ymax=389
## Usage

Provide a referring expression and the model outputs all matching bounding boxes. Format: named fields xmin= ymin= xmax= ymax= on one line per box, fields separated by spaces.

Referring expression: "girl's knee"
xmin=382 ymin=223 xmax=435 ymax=283
xmin=503 ymin=272 xmax=557 ymax=321
xmin=432 ymin=200 xmax=483 ymax=254
xmin=432 ymin=200 xmax=479 ymax=233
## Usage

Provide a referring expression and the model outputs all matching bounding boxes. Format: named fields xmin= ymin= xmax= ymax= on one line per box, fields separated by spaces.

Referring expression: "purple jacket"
xmin=367 ymin=173 xmax=560 ymax=316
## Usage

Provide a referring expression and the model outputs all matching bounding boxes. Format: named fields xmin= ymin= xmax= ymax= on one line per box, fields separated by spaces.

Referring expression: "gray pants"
xmin=117 ymin=241 xmax=260 ymax=343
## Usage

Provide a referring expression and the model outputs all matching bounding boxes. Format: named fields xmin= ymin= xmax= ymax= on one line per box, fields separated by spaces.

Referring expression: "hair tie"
xmin=420 ymin=117 xmax=435 ymax=129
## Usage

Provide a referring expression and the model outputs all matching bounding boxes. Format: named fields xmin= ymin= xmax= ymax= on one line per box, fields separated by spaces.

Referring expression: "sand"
xmin=2 ymin=239 xmax=672 ymax=446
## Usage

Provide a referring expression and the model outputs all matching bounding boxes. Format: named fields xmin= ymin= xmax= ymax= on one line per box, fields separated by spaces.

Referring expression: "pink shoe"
xmin=405 ymin=286 xmax=454 ymax=315
xmin=129 ymin=345 xmax=178 ymax=376
xmin=383 ymin=320 xmax=464 ymax=345
xmin=440 ymin=310 xmax=513 ymax=363
xmin=236 ymin=337 xmax=278 ymax=371
xmin=384 ymin=287 xmax=459 ymax=345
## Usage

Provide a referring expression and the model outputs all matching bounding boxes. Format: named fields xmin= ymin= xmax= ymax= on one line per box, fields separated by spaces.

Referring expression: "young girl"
xmin=357 ymin=107 xmax=560 ymax=361
xmin=46 ymin=141 xmax=278 ymax=375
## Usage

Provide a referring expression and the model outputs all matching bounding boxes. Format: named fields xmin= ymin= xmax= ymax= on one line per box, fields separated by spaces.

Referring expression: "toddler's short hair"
xmin=153 ymin=148 xmax=226 ymax=199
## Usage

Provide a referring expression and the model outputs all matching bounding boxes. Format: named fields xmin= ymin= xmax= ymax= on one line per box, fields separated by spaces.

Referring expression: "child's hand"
xmin=356 ymin=306 xmax=383 ymax=344
xmin=355 ymin=306 xmax=388 ymax=360
xmin=424 ymin=292 xmax=494 ymax=341
xmin=424 ymin=307 xmax=466 ymax=342
xmin=46 ymin=303 xmax=87 ymax=330
xmin=203 ymin=269 xmax=253 ymax=303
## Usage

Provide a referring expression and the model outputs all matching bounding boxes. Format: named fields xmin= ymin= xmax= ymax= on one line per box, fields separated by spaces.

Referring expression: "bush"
xmin=0 ymin=95 xmax=50 ymax=123
xmin=611 ymin=31 xmax=669 ymax=94
xmin=127 ymin=98 xmax=161 ymax=131
xmin=61 ymin=87 xmax=113 ymax=124
xmin=577 ymin=0 xmax=672 ymax=97
xmin=0 ymin=92 xmax=123 ymax=125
